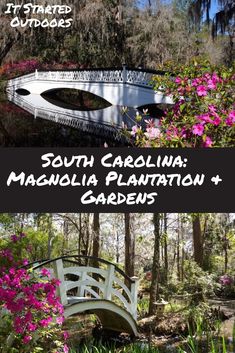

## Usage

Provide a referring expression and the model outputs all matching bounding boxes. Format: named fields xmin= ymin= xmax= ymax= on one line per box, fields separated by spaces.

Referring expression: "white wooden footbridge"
xmin=7 ymin=66 xmax=173 ymax=108
xmin=31 ymin=256 xmax=139 ymax=336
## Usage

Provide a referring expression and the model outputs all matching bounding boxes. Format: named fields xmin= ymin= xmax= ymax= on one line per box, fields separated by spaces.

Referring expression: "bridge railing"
xmin=7 ymin=67 xmax=160 ymax=89
xmin=31 ymin=256 xmax=139 ymax=320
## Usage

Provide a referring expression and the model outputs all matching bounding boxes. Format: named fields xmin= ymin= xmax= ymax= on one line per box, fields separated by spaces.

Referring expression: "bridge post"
xmin=122 ymin=64 xmax=127 ymax=84
xmin=104 ymin=264 xmax=115 ymax=300
xmin=131 ymin=276 xmax=139 ymax=320
xmin=77 ymin=270 xmax=87 ymax=297
xmin=54 ymin=259 xmax=68 ymax=306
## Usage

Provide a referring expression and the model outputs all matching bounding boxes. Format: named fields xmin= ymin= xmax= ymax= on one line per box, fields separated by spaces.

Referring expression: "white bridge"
xmin=7 ymin=66 xmax=173 ymax=107
xmin=31 ymin=256 xmax=139 ymax=336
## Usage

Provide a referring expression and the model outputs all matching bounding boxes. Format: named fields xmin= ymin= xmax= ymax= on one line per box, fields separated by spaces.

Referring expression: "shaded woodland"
xmin=0 ymin=0 xmax=234 ymax=68
xmin=0 ymin=213 xmax=235 ymax=352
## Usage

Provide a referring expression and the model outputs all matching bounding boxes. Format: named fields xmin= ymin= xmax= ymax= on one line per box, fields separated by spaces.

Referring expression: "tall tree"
xmin=149 ymin=213 xmax=161 ymax=315
xmin=192 ymin=214 xmax=203 ymax=267
xmin=124 ymin=213 xmax=135 ymax=278
xmin=163 ymin=213 xmax=168 ymax=284
xmin=189 ymin=0 xmax=235 ymax=37
xmin=92 ymin=213 xmax=100 ymax=268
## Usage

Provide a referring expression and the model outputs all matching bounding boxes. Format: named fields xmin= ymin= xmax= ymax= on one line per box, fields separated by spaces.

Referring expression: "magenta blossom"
xmin=225 ymin=110 xmax=235 ymax=126
xmin=63 ymin=344 xmax=69 ymax=353
xmin=197 ymin=113 xmax=213 ymax=124
xmin=207 ymin=79 xmax=216 ymax=90
xmin=175 ymin=77 xmax=182 ymax=84
xmin=23 ymin=335 xmax=32 ymax=344
xmin=192 ymin=124 xmax=204 ymax=136
xmin=41 ymin=268 xmax=51 ymax=277
xmin=220 ymin=274 xmax=233 ymax=286
xmin=203 ymin=136 xmax=213 ymax=147
xmin=196 ymin=85 xmax=207 ymax=96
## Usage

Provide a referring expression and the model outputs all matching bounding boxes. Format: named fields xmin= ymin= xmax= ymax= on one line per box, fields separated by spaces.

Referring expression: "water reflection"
xmin=1 ymin=88 xmax=164 ymax=147
xmin=5 ymin=91 xmax=140 ymax=146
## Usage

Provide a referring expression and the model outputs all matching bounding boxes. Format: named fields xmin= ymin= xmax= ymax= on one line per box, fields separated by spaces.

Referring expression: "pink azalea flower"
xmin=64 ymin=344 xmax=69 ymax=353
xmin=63 ymin=331 xmax=69 ymax=340
xmin=203 ymin=136 xmax=213 ymax=147
xmin=131 ymin=125 xmax=140 ymax=136
xmin=39 ymin=317 xmax=53 ymax=327
xmin=23 ymin=335 xmax=32 ymax=344
xmin=56 ymin=316 xmax=65 ymax=325
xmin=225 ymin=110 xmax=235 ymax=126
xmin=41 ymin=268 xmax=51 ymax=277
xmin=28 ymin=323 xmax=37 ymax=332
xmin=192 ymin=78 xmax=201 ymax=86
xmin=175 ymin=77 xmax=181 ymax=84
xmin=212 ymin=116 xmax=222 ymax=126
xmin=145 ymin=127 xmax=161 ymax=140
xmin=208 ymin=105 xmax=217 ymax=113
xmin=196 ymin=85 xmax=207 ymax=96
xmin=207 ymin=79 xmax=216 ymax=90
xmin=192 ymin=124 xmax=204 ymax=136
xmin=197 ymin=113 xmax=212 ymax=124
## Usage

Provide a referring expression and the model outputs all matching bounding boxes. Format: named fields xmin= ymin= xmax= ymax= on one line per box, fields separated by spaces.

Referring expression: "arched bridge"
xmin=7 ymin=66 xmax=173 ymax=108
xmin=31 ymin=256 xmax=139 ymax=336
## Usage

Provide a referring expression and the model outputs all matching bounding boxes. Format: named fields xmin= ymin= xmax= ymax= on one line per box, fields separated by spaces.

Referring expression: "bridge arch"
xmin=65 ymin=299 xmax=138 ymax=335
xmin=41 ymin=88 xmax=112 ymax=111
xmin=30 ymin=255 xmax=139 ymax=336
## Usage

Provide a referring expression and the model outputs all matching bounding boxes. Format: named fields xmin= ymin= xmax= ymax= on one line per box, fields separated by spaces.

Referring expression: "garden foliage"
xmin=0 ymin=233 xmax=68 ymax=353
xmin=126 ymin=61 xmax=235 ymax=147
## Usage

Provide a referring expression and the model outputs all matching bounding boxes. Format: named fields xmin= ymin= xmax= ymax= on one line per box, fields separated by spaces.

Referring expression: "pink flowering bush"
xmin=218 ymin=274 xmax=235 ymax=298
xmin=125 ymin=61 xmax=235 ymax=147
xmin=0 ymin=234 xmax=68 ymax=353
xmin=0 ymin=59 xmax=82 ymax=80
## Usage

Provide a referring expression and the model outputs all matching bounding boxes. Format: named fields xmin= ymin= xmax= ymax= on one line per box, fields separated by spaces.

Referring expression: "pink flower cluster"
xmin=0 ymin=265 xmax=63 ymax=341
xmin=0 ymin=59 xmax=40 ymax=79
xmin=174 ymin=72 xmax=222 ymax=97
xmin=0 ymin=59 xmax=83 ymax=79
xmin=219 ymin=274 xmax=234 ymax=286
xmin=0 ymin=234 xmax=67 ymax=351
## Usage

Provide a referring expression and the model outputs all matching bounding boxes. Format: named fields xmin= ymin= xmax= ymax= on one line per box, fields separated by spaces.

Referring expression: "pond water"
xmin=0 ymin=89 xmax=163 ymax=147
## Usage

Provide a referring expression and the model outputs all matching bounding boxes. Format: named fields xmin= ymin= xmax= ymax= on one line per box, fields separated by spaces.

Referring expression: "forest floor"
xmin=63 ymin=298 xmax=235 ymax=352
xmin=209 ymin=299 xmax=235 ymax=338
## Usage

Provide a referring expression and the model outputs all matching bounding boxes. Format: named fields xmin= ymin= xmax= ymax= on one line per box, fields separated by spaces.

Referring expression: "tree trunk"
xmin=62 ymin=219 xmax=69 ymax=255
xmin=47 ymin=214 xmax=53 ymax=259
xmin=149 ymin=213 xmax=161 ymax=315
xmin=192 ymin=214 xmax=203 ymax=267
xmin=177 ymin=214 xmax=181 ymax=280
xmin=92 ymin=213 xmax=100 ymax=292
xmin=163 ymin=213 xmax=168 ymax=284
xmin=124 ymin=213 xmax=135 ymax=278
xmin=116 ymin=230 xmax=120 ymax=264
xmin=92 ymin=213 xmax=100 ymax=268
xmin=78 ymin=213 xmax=82 ymax=257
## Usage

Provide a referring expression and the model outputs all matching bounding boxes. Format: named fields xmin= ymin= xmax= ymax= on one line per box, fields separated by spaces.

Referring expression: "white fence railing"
xmin=7 ymin=67 xmax=156 ymax=89
xmin=54 ymin=258 xmax=139 ymax=320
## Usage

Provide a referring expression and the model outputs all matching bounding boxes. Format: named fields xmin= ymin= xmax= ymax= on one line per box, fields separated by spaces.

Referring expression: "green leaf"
xmin=180 ymin=103 xmax=186 ymax=112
